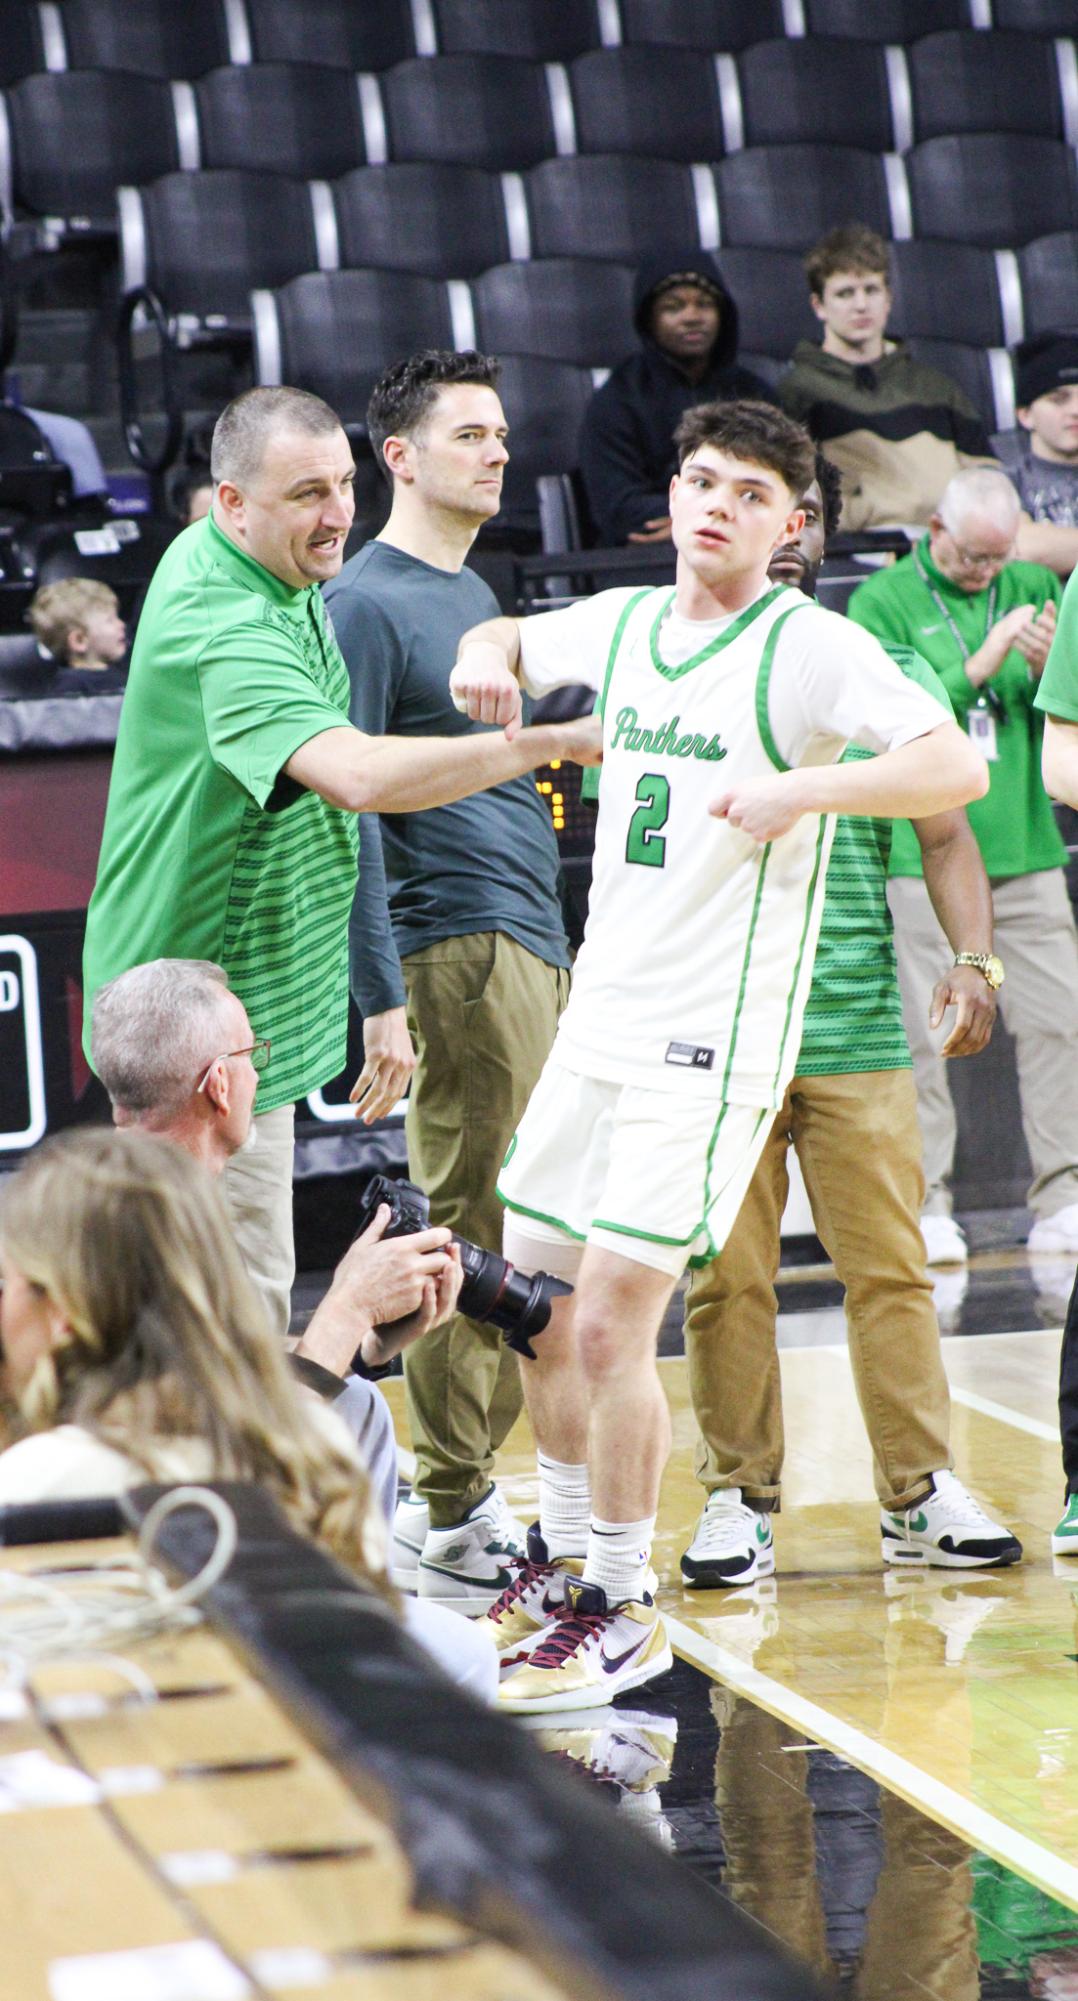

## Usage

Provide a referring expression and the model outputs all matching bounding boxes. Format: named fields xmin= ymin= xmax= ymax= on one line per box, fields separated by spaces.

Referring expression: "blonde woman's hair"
xmin=28 ymin=579 xmax=118 ymax=660
xmin=0 ymin=1128 xmax=386 ymax=1595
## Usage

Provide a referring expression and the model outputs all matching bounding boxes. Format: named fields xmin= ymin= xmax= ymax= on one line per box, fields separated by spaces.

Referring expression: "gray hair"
xmin=937 ymin=467 xmax=1021 ymax=537
xmin=91 ymin=959 xmax=233 ymax=1119
xmin=210 ymin=385 xmax=343 ymax=490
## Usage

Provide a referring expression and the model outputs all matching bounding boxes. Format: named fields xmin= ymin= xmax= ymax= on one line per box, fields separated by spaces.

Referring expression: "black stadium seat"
xmin=908 ymin=32 xmax=1068 ymax=144
xmin=380 ymin=56 xmax=557 ymax=169
xmin=333 ymin=164 xmax=511 ymax=279
xmin=4 ymin=72 xmax=181 ymax=233
xmin=432 ymin=0 xmax=605 ymax=59
xmin=715 ymin=145 xmax=893 ymax=250
xmin=244 ymin=0 xmax=417 ymax=68
xmin=253 ymin=269 xmax=455 ymax=425
xmin=0 ymin=5 xmax=49 ymax=87
xmin=906 ymin=135 xmax=1078 ymax=248
xmin=472 ymin=260 xmax=636 ymax=369
xmin=525 ymin=155 xmax=707 ymax=263
xmin=1018 ymin=232 xmax=1078 ymax=338
xmin=619 ymin=0 xmax=786 ymax=51
xmin=804 ymin=0 xmax=970 ymax=37
xmin=194 ymin=64 xmax=368 ymax=180
xmin=906 ymin=336 xmax=1007 ymax=432
xmin=567 ymin=48 xmax=725 ymax=161
xmin=492 ymin=353 xmax=596 ymax=511
xmin=888 ymin=241 xmax=1007 ymax=347
xmin=992 ymin=0 xmax=1078 ymax=26
xmin=700 ymin=247 xmax=818 ymax=362
xmin=737 ymin=38 xmax=896 ymax=152
xmin=122 ymin=171 xmax=322 ymax=326
xmin=59 ymin=0 xmax=232 ymax=78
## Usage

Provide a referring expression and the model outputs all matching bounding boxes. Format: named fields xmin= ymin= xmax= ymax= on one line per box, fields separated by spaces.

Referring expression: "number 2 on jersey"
xmin=626 ymin=772 xmax=669 ymax=868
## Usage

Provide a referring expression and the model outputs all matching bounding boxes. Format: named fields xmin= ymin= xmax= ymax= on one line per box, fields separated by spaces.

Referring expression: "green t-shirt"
xmin=1035 ymin=560 xmax=1078 ymax=727
xmin=848 ymin=537 xmax=1064 ymax=880
xmin=796 ymin=645 xmax=950 ymax=1077
xmin=83 ymin=516 xmax=358 ymax=1113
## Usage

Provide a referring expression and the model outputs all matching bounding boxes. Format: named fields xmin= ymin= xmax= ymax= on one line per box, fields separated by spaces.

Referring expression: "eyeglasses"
xmin=195 ymin=1038 xmax=271 ymax=1094
xmin=944 ymin=533 xmax=1015 ymax=573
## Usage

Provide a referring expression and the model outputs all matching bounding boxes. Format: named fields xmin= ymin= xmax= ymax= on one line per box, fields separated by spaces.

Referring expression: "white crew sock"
xmin=584 ymin=1514 xmax=655 ymax=1607
xmin=538 ymin=1452 xmax=591 ymax=1558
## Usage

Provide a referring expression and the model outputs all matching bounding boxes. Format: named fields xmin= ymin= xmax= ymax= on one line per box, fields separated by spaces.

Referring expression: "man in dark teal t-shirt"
xmin=325 ymin=352 xmax=572 ymax=1610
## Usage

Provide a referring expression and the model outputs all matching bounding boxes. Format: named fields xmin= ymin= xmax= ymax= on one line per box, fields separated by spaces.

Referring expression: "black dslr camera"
xmin=356 ymin=1173 xmax=572 ymax=1359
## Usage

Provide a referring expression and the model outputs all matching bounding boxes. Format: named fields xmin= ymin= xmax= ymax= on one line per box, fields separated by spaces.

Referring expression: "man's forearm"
xmin=917 ymin=813 xmax=993 ymax=956
xmin=796 ymin=725 xmax=987 ymax=819
xmin=286 ymin=718 xmax=571 ymax=815
xmin=1043 ymin=715 xmax=1078 ymax=809
xmin=1016 ymin=516 xmax=1078 ymax=579
xmin=456 ymin=616 xmax=523 ymax=679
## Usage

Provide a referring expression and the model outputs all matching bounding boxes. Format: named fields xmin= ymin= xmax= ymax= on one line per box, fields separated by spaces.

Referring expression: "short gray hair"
xmin=210 ymin=385 xmax=344 ymax=490
xmin=91 ymin=960 xmax=233 ymax=1119
xmin=938 ymin=467 xmax=1021 ymax=537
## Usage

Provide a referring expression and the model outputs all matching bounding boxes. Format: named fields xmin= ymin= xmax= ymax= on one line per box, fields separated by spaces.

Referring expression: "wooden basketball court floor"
xmin=387 ymin=1240 xmax=1078 ymax=1923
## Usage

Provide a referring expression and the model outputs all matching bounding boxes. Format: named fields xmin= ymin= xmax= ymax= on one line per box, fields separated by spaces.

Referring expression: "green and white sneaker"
xmin=680 ymin=1488 xmax=775 ymax=1589
xmin=881 ymin=1472 xmax=1022 ymax=1570
xmin=417 ymin=1485 xmax=527 ymax=1613
xmin=1051 ymin=1492 xmax=1078 ymax=1556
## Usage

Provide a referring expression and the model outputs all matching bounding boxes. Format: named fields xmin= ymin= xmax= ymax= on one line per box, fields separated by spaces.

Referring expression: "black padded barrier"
xmin=115 ymin=1482 xmax=826 ymax=2001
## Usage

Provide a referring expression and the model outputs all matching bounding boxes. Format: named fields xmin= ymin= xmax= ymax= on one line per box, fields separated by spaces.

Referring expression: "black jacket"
xmin=579 ymin=250 xmax=775 ymax=545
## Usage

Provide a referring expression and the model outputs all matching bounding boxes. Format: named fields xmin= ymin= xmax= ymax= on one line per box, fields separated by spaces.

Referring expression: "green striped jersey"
xmin=83 ymin=516 xmax=358 ymax=1113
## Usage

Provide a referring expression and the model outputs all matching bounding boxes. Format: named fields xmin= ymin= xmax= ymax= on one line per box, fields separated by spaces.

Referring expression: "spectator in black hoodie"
xmin=579 ymin=251 xmax=774 ymax=546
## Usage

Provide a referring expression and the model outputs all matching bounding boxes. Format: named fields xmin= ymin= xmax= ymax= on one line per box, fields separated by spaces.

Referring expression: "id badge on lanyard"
xmin=967 ymin=700 xmax=999 ymax=760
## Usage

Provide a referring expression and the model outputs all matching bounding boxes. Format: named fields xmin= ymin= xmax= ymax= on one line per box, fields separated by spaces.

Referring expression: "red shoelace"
xmin=527 ymin=1610 xmax=607 ymax=1669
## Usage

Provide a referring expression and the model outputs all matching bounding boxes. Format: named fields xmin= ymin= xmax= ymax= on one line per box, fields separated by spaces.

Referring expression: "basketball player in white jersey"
xmin=448 ymin=401 xmax=988 ymax=1712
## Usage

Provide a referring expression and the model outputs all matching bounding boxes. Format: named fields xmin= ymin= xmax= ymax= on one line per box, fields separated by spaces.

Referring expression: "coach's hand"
xmin=349 ymin=1006 xmax=416 ymax=1125
xmin=710 ymin=771 xmax=806 ymax=841
xmin=449 ymin=644 xmax=524 ymax=737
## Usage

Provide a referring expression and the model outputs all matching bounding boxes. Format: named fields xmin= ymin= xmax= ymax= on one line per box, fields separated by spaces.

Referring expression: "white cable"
xmin=0 ymin=1487 xmax=237 ymax=1690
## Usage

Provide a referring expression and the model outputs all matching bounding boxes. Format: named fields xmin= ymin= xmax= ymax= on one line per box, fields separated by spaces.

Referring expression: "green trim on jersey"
xmin=592 ymin=1216 xmax=698 ymax=1246
xmin=497 ymin=1191 xmax=588 ymax=1241
xmin=719 ymin=846 xmax=773 ymax=1103
xmin=771 ymin=813 xmax=831 ymax=1097
xmin=581 ymin=586 xmax=650 ymax=805
xmin=648 ymin=584 xmax=786 ymax=681
xmin=702 ymin=1106 xmax=768 ymax=1255
xmin=755 ymin=601 xmax=811 ymax=772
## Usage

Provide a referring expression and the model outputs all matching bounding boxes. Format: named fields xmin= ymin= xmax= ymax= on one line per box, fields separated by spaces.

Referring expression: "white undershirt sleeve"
xmin=517 ymin=588 xmax=646 ymax=698
xmin=769 ymin=607 xmax=953 ymax=768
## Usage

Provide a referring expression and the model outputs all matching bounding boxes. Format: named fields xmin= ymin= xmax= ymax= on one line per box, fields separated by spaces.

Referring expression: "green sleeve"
xmin=1037 ymin=567 xmax=1078 ymax=721
xmin=196 ymin=609 xmax=350 ymax=808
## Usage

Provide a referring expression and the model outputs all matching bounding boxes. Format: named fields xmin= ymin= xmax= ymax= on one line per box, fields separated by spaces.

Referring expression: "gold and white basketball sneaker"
xmin=497 ymin=1579 xmax=673 ymax=1714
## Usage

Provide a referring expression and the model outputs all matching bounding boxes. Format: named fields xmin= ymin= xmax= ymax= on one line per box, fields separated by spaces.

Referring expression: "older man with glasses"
xmin=849 ymin=466 xmax=1078 ymax=1265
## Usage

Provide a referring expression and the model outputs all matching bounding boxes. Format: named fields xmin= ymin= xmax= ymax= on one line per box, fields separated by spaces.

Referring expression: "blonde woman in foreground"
xmin=0 ymin=1127 xmax=496 ymax=1698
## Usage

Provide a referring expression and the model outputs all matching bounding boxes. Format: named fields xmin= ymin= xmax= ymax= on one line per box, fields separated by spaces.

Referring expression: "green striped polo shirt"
xmin=795 ymin=644 xmax=950 ymax=1077
xmin=83 ymin=515 xmax=358 ymax=1112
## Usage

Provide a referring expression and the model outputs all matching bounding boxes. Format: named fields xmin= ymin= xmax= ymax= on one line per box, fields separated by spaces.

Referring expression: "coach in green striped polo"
xmin=82 ymin=387 xmax=598 ymax=1335
xmin=681 ymin=459 xmax=1022 ymax=1585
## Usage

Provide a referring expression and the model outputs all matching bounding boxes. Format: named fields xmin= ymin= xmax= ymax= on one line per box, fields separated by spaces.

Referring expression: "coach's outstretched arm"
xmin=284 ymin=704 xmax=598 ymax=814
xmin=712 ymin=722 xmax=987 ymax=843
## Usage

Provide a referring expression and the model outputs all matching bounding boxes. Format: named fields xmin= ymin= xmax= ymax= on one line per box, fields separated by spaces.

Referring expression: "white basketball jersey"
xmin=552 ymin=583 xmax=835 ymax=1109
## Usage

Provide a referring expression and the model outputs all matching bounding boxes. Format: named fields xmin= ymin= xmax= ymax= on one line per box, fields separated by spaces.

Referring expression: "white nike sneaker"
xmin=881 ymin=1471 xmax=1022 ymax=1570
xmin=417 ymin=1485 xmax=527 ymax=1613
xmin=680 ymin=1488 xmax=775 ymax=1589
xmin=390 ymin=1492 xmax=429 ymax=1591
xmin=497 ymin=1580 xmax=673 ymax=1714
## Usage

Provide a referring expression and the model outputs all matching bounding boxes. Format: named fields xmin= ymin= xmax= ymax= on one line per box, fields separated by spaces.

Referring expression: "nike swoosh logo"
xmin=755 ymin=1523 xmax=771 ymax=1546
xmin=601 ymin=1637 xmax=649 ymax=1673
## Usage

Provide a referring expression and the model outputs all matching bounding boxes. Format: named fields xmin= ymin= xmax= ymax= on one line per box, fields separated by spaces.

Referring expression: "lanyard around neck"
xmin=911 ymin=547 xmax=1006 ymax=722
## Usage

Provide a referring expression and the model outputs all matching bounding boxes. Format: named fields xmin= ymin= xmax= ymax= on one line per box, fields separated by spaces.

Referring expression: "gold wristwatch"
xmin=954 ymin=952 xmax=1005 ymax=990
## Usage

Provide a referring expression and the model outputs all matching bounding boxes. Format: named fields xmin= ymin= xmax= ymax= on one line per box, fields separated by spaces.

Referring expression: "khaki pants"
xmin=685 ymin=1068 xmax=952 ymax=1512
xmin=223 ymin=1102 xmax=296 ymax=1338
xmin=888 ymin=868 xmax=1078 ymax=1219
xmin=402 ymin=932 xmax=570 ymax=1527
